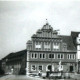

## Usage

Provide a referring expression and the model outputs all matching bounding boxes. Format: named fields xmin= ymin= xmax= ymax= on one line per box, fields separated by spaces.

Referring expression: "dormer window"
xmin=63 ymin=43 xmax=67 ymax=51
xmin=64 ymin=45 xmax=67 ymax=50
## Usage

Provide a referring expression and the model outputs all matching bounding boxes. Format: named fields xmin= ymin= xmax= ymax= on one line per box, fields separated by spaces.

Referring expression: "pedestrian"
xmin=38 ymin=70 xmax=41 ymax=76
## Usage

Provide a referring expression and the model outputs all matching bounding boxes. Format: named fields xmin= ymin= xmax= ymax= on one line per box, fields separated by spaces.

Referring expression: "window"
xmin=73 ymin=54 xmax=75 ymax=59
xmin=31 ymin=65 xmax=36 ymax=71
xmin=35 ymin=42 xmax=41 ymax=49
xmin=39 ymin=53 xmax=46 ymax=59
xmin=31 ymin=53 xmax=38 ymax=59
xmin=57 ymin=54 xmax=64 ymax=59
xmin=53 ymin=43 xmax=60 ymax=50
xmin=35 ymin=54 xmax=37 ymax=58
xmin=43 ymin=54 xmax=45 ymax=58
xmin=63 ymin=43 xmax=67 ymax=51
xmin=70 ymin=55 xmax=71 ymax=59
xmin=44 ymin=42 xmax=50 ymax=50
xmin=67 ymin=54 xmax=69 ymax=59
xmin=67 ymin=54 xmax=75 ymax=59
xmin=43 ymin=53 xmax=46 ymax=59
xmin=61 ymin=54 xmax=63 ymax=59
xmin=40 ymin=54 xmax=42 ymax=58
xmin=49 ymin=54 xmax=55 ymax=59
xmin=52 ymin=54 xmax=54 ymax=58
xmin=39 ymin=65 xmax=43 ymax=70
xmin=31 ymin=53 xmax=34 ymax=58
xmin=63 ymin=45 xmax=67 ymax=51
xmin=58 ymin=54 xmax=60 ymax=59
xmin=49 ymin=54 xmax=51 ymax=58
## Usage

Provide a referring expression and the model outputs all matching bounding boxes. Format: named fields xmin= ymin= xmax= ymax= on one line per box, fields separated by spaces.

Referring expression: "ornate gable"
xmin=32 ymin=22 xmax=59 ymax=38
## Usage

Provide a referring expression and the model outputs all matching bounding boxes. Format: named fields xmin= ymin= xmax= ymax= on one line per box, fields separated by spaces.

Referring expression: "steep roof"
xmin=60 ymin=35 xmax=76 ymax=51
xmin=71 ymin=31 xmax=80 ymax=47
xmin=28 ymin=23 xmax=78 ymax=51
xmin=2 ymin=49 xmax=27 ymax=60
xmin=71 ymin=31 xmax=80 ymax=37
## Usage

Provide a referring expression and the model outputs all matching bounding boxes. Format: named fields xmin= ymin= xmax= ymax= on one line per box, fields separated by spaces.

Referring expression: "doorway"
xmin=70 ymin=66 xmax=73 ymax=72
xmin=48 ymin=65 xmax=52 ymax=71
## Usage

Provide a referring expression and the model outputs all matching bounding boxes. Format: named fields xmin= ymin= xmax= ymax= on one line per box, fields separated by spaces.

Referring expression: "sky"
xmin=0 ymin=0 xmax=80 ymax=60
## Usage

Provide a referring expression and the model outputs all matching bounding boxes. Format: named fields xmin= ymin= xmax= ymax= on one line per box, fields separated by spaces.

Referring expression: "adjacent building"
xmin=2 ymin=49 xmax=27 ymax=75
xmin=26 ymin=22 xmax=80 ymax=74
xmin=71 ymin=32 xmax=80 ymax=73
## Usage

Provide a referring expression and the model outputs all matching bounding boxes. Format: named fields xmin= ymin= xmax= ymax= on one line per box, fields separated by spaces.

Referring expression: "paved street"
xmin=0 ymin=75 xmax=45 ymax=80
xmin=0 ymin=75 xmax=77 ymax=80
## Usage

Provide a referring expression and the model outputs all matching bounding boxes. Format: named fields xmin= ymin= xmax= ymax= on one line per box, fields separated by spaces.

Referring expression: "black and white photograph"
xmin=0 ymin=0 xmax=80 ymax=80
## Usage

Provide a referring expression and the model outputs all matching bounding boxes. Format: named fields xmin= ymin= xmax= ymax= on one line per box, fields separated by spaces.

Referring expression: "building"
xmin=1 ymin=22 xmax=80 ymax=75
xmin=71 ymin=32 xmax=80 ymax=73
xmin=26 ymin=22 xmax=80 ymax=74
xmin=2 ymin=49 xmax=27 ymax=75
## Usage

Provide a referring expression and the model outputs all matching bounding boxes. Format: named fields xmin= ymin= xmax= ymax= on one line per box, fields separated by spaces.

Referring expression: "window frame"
xmin=35 ymin=42 xmax=42 ymax=50
xmin=48 ymin=53 xmax=55 ymax=59
xmin=44 ymin=42 xmax=51 ymax=50
xmin=38 ymin=65 xmax=43 ymax=71
xmin=53 ymin=43 xmax=60 ymax=50
xmin=31 ymin=53 xmax=38 ymax=59
xmin=57 ymin=54 xmax=64 ymax=59
xmin=39 ymin=53 xmax=46 ymax=59
xmin=31 ymin=65 xmax=36 ymax=71
xmin=67 ymin=54 xmax=75 ymax=59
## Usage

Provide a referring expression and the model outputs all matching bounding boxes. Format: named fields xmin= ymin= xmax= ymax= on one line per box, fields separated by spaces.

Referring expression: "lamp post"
xmin=47 ymin=26 xmax=53 ymax=73
xmin=46 ymin=19 xmax=53 ymax=72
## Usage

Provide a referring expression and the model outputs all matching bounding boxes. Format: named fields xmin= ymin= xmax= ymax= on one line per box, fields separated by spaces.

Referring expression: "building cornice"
xmin=29 ymin=50 xmax=77 ymax=53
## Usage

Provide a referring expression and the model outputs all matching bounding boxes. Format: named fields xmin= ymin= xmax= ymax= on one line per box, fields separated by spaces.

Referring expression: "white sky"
xmin=0 ymin=0 xmax=80 ymax=60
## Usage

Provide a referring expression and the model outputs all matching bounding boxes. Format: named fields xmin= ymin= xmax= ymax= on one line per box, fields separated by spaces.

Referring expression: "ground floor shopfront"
xmin=26 ymin=61 xmax=76 ymax=75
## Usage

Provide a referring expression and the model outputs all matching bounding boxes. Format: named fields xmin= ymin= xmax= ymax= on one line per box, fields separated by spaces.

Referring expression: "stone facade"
xmin=26 ymin=22 xmax=78 ymax=74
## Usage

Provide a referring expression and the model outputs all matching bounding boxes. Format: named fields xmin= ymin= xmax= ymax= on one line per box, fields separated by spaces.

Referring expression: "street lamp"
xmin=46 ymin=22 xmax=53 ymax=72
xmin=46 ymin=19 xmax=59 ymax=72
xmin=46 ymin=19 xmax=53 ymax=72
xmin=47 ymin=26 xmax=53 ymax=73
